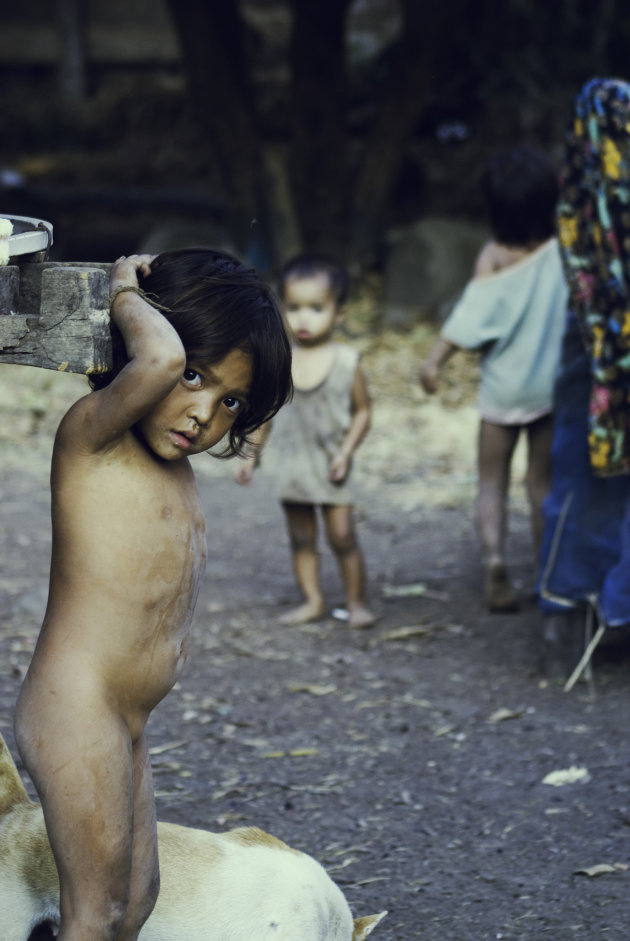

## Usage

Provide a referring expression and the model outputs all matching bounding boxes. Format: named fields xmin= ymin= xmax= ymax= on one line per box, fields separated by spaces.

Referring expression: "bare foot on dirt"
xmin=347 ymin=603 xmax=377 ymax=629
xmin=484 ymin=561 xmax=519 ymax=613
xmin=279 ymin=601 xmax=327 ymax=625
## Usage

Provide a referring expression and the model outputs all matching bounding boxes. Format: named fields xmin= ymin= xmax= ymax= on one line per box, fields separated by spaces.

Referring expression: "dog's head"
xmin=0 ymin=732 xmax=31 ymax=816
xmin=353 ymin=911 xmax=387 ymax=939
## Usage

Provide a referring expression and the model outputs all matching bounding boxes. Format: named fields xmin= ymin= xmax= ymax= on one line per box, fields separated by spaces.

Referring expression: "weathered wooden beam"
xmin=0 ymin=262 xmax=113 ymax=375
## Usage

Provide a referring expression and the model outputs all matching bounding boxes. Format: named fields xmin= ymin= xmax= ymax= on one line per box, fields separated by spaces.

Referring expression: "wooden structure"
xmin=0 ymin=261 xmax=113 ymax=375
xmin=0 ymin=214 xmax=113 ymax=376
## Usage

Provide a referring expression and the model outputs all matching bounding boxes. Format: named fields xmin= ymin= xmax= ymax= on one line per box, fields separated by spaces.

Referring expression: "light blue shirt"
xmin=442 ymin=238 xmax=568 ymax=423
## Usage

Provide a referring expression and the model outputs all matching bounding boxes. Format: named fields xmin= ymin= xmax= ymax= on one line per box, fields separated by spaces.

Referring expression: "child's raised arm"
xmin=328 ymin=363 xmax=371 ymax=483
xmin=61 ymin=254 xmax=186 ymax=454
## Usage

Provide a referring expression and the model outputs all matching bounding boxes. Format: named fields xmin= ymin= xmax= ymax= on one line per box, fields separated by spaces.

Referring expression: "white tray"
xmin=1 ymin=214 xmax=53 ymax=256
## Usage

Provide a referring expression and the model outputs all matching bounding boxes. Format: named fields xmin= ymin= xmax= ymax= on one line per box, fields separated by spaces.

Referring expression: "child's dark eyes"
xmin=183 ymin=368 xmax=243 ymax=414
xmin=286 ymin=303 xmax=324 ymax=313
xmin=183 ymin=367 xmax=202 ymax=385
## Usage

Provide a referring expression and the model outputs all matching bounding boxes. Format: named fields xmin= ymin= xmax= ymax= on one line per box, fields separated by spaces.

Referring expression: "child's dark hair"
xmin=481 ymin=146 xmax=559 ymax=246
xmin=93 ymin=247 xmax=292 ymax=457
xmin=277 ymin=253 xmax=349 ymax=306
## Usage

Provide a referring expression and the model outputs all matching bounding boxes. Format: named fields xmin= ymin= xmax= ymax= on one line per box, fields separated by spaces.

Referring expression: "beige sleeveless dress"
xmin=272 ymin=344 xmax=359 ymax=505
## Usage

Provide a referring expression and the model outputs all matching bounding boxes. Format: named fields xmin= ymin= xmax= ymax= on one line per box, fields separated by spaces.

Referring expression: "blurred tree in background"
xmin=164 ymin=0 xmax=630 ymax=267
xmin=0 ymin=0 xmax=629 ymax=271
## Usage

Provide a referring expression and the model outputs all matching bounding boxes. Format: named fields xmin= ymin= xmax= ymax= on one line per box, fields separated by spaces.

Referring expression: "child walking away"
xmin=419 ymin=147 xmax=568 ymax=612
xmin=14 ymin=249 xmax=292 ymax=941
xmin=236 ymin=253 xmax=376 ymax=629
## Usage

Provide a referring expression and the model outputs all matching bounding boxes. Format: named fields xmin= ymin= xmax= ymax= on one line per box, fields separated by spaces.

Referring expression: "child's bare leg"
xmin=524 ymin=414 xmax=553 ymax=554
xmin=322 ymin=504 xmax=375 ymax=628
xmin=15 ymin=684 xmax=159 ymax=941
xmin=280 ymin=502 xmax=326 ymax=623
xmin=476 ymin=420 xmax=520 ymax=611
xmin=117 ymin=733 xmax=160 ymax=940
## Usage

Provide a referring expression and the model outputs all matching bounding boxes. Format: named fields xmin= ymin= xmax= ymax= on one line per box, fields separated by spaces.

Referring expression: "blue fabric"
xmin=538 ymin=311 xmax=630 ymax=626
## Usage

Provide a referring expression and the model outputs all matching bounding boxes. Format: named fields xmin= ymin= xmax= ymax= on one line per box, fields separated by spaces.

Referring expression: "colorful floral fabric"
xmin=557 ymin=78 xmax=630 ymax=476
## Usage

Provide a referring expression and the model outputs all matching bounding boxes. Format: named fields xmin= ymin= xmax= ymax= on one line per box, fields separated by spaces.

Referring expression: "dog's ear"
xmin=352 ymin=910 xmax=388 ymax=939
xmin=0 ymin=733 xmax=31 ymax=814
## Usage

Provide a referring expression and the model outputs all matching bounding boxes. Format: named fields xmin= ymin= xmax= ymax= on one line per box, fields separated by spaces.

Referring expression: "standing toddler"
xmin=237 ymin=253 xmax=375 ymax=628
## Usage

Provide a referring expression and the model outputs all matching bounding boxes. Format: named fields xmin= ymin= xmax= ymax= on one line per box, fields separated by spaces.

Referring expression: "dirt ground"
xmin=1 ymin=328 xmax=629 ymax=940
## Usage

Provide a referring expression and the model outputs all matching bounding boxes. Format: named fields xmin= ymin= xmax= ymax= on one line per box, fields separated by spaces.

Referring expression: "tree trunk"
xmin=55 ymin=0 xmax=87 ymax=114
xmin=349 ymin=0 xmax=457 ymax=266
xmin=165 ymin=0 xmax=272 ymax=263
xmin=289 ymin=0 xmax=354 ymax=260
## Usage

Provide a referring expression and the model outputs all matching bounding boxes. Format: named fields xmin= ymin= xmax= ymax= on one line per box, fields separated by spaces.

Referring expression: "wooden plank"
xmin=0 ymin=267 xmax=19 ymax=317
xmin=0 ymin=262 xmax=113 ymax=375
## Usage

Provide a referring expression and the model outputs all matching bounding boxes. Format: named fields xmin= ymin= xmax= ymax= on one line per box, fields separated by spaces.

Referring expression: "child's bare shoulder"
xmin=54 ymin=391 xmax=109 ymax=451
xmin=474 ymin=240 xmax=532 ymax=277
xmin=54 ymin=391 xmax=141 ymax=469
xmin=54 ymin=392 xmax=96 ymax=446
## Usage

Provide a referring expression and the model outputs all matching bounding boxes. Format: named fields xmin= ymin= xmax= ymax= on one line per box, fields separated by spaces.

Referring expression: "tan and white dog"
xmin=0 ymin=734 xmax=386 ymax=940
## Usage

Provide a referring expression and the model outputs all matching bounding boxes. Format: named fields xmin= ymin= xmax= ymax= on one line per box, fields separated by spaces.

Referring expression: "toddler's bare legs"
xmin=15 ymin=688 xmax=159 ymax=941
xmin=476 ymin=420 xmax=520 ymax=611
xmin=322 ymin=504 xmax=375 ymax=628
xmin=524 ymin=414 xmax=553 ymax=553
xmin=281 ymin=502 xmax=327 ymax=624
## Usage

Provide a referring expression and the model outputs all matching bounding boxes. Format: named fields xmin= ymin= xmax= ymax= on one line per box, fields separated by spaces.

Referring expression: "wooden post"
xmin=0 ymin=262 xmax=113 ymax=375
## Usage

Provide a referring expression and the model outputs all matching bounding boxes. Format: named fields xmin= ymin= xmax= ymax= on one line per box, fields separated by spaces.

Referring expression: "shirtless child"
xmin=14 ymin=250 xmax=292 ymax=941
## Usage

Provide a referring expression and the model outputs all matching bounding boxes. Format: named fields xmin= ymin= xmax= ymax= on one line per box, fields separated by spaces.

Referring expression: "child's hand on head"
xmin=110 ymin=254 xmax=157 ymax=294
xmin=329 ymin=452 xmax=350 ymax=483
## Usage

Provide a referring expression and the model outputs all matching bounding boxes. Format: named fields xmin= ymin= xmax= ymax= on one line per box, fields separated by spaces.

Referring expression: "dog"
xmin=0 ymin=734 xmax=386 ymax=940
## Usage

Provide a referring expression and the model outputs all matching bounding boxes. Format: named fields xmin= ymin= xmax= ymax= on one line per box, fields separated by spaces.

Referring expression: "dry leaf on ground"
xmin=542 ymin=766 xmax=590 ymax=786
xmin=574 ymin=863 xmax=628 ymax=877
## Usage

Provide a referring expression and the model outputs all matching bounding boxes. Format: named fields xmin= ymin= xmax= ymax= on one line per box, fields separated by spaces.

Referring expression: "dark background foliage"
xmin=1 ymin=0 xmax=629 ymax=272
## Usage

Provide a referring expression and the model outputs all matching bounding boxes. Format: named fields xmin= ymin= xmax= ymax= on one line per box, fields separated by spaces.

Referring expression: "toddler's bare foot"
xmin=347 ymin=602 xmax=377 ymax=629
xmin=279 ymin=600 xmax=327 ymax=625
xmin=485 ymin=562 xmax=519 ymax=613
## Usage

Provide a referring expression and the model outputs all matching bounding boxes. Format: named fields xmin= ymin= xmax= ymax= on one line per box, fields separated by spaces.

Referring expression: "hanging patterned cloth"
xmin=539 ymin=79 xmax=630 ymax=687
xmin=557 ymin=78 xmax=630 ymax=476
